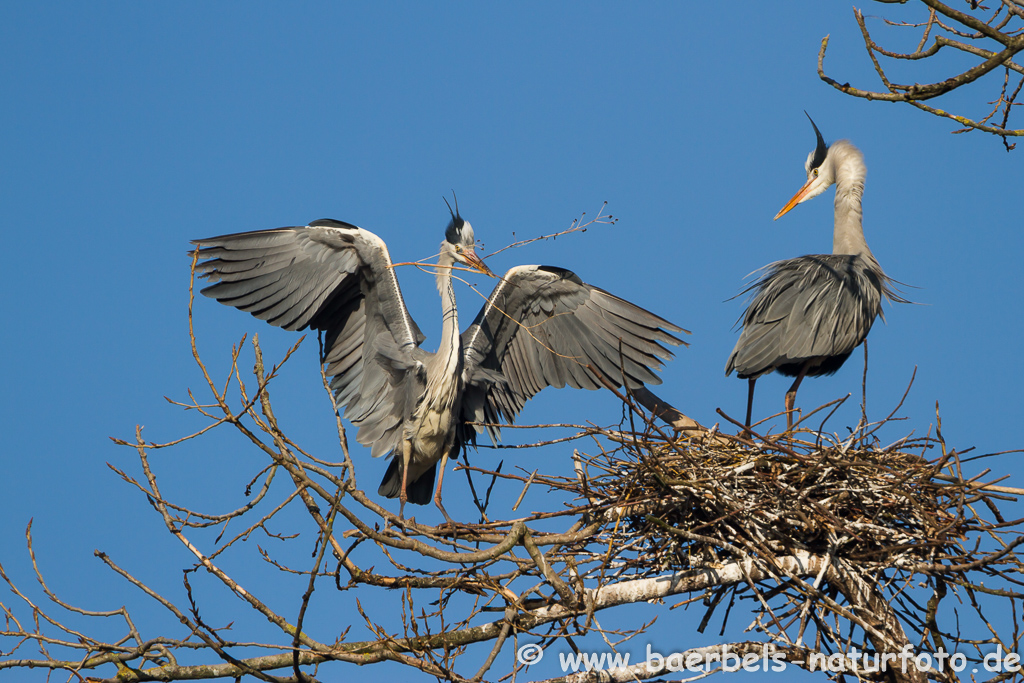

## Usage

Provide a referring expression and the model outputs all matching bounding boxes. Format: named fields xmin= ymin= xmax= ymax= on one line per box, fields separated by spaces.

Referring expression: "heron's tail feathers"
xmin=378 ymin=459 xmax=437 ymax=505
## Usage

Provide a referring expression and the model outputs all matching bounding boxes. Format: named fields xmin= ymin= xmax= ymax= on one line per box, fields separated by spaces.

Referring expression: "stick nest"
xmin=566 ymin=427 xmax=1004 ymax=575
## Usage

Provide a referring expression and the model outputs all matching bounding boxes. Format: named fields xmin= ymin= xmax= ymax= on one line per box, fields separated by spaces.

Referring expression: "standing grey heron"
xmin=726 ymin=114 xmax=904 ymax=431
xmin=193 ymin=200 xmax=684 ymax=518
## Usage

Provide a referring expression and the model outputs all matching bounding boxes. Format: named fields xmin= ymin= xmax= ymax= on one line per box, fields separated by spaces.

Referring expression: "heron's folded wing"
xmin=726 ymin=254 xmax=883 ymax=377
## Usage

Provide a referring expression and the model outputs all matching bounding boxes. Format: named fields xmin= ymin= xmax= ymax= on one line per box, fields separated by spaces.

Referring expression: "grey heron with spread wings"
xmin=727 ymin=114 xmax=905 ymax=432
xmin=194 ymin=201 xmax=684 ymax=519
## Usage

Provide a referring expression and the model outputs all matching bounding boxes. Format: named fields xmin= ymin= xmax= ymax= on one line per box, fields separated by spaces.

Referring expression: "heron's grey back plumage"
xmin=725 ymin=253 xmax=893 ymax=380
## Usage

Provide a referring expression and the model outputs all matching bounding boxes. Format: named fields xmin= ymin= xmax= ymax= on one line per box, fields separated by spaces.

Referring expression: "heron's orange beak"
xmin=463 ymin=250 xmax=495 ymax=277
xmin=774 ymin=177 xmax=817 ymax=221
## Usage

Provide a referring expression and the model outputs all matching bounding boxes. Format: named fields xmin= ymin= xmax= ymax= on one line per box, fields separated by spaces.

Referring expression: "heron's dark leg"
xmin=784 ymin=365 xmax=810 ymax=431
xmin=398 ymin=440 xmax=412 ymax=520
xmin=431 ymin=451 xmax=457 ymax=526
xmin=744 ymin=378 xmax=756 ymax=437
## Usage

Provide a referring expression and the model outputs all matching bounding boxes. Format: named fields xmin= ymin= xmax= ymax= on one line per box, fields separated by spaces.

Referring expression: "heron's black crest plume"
xmin=443 ymin=193 xmax=466 ymax=244
xmin=805 ymin=111 xmax=827 ymax=170
xmin=443 ymin=195 xmax=457 ymax=221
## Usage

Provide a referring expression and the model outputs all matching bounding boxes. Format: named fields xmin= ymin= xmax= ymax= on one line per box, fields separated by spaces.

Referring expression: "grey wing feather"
xmin=726 ymin=254 xmax=889 ymax=379
xmin=460 ymin=265 xmax=687 ymax=444
xmin=192 ymin=219 xmax=425 ymax=458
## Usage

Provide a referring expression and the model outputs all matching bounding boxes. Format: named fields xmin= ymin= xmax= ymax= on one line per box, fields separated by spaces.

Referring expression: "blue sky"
xmin=2 ymin=4 xmax=1021 ymax=681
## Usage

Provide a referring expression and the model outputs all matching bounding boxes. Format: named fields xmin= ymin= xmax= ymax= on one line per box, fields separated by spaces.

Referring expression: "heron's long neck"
xmin=429 ymin=255 xmax=462 ymax=401
xmin=830 ymin=142 xmax=873 ymax=260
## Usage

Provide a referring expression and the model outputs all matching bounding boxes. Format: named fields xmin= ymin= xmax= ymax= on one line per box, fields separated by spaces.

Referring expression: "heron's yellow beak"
xmin=774 ymin=177 xmax=817 ymax=221
xmin=463 ymin=250 xmax=495 ymax=278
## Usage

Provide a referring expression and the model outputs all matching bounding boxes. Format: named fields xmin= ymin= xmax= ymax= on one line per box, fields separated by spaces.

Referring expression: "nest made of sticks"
xmin=565 ymin=427 xmax=1007 ymax=576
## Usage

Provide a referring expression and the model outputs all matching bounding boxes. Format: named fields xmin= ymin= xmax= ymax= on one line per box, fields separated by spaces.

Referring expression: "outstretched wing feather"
xmin=193 ymin=222 xmax=423 ymax=459
xmin=460 ymin=265 xmax=685 ymax=443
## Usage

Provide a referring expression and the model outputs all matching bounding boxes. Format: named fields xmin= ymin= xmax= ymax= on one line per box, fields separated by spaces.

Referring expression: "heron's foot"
xmin=740 ymin=424 xmax=754 ymax=440
xmin=388 ymin=507 xmax=419 ymax=533
xmin=785 ymin=408 xmax=803 ymax=433
xmin=382 ymin=512 xmax=399 ymax=533
xmin=432 ymin=496 xmax=474 ymax=535
xmin=433 ymin=519 xmax=476 ymax=537
xmin=434 ymin=496 xmax=457 ymax=526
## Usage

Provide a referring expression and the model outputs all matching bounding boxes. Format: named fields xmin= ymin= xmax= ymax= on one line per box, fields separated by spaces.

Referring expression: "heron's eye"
xmin=812 ymin=168 xmax=819 ymax=177
xmin=455 ymin=245 xmax=463 ymax=254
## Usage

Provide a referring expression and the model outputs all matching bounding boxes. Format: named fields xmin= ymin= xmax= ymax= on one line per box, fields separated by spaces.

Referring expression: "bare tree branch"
xmin=818 ymin=1 xmax=1024 ymax=149
xmin=2 ymin=212 xmax=1022 ymax=681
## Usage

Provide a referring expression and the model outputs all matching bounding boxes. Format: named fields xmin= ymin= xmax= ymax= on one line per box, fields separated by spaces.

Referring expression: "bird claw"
xmin=436 ymin=506 xmax=458 ymax=528
xmin=431 ymin=498 xmax=474 ymax=535
xmin=433 ymin=519 xmax=474 ymax=536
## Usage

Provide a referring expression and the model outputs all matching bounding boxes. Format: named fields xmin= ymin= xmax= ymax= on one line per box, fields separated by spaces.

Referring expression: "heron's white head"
xmin=440 ymin=195 xmax=494 ymax=277
xmin=774 ymin=113 xmax=836 ymax=220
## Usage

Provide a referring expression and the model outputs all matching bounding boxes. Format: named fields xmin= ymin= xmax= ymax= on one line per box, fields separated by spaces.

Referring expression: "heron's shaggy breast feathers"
xmin=726 ymin=254 xmax=888 ymax=379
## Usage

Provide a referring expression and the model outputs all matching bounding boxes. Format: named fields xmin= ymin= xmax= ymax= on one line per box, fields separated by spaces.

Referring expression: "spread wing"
xmin=459 ymin=265 xmax=686 ymax=443
xmin=726 ymin=254 xmax=887 ymax=379
xmin=192 ymin=219 xmax=425 ymax=457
